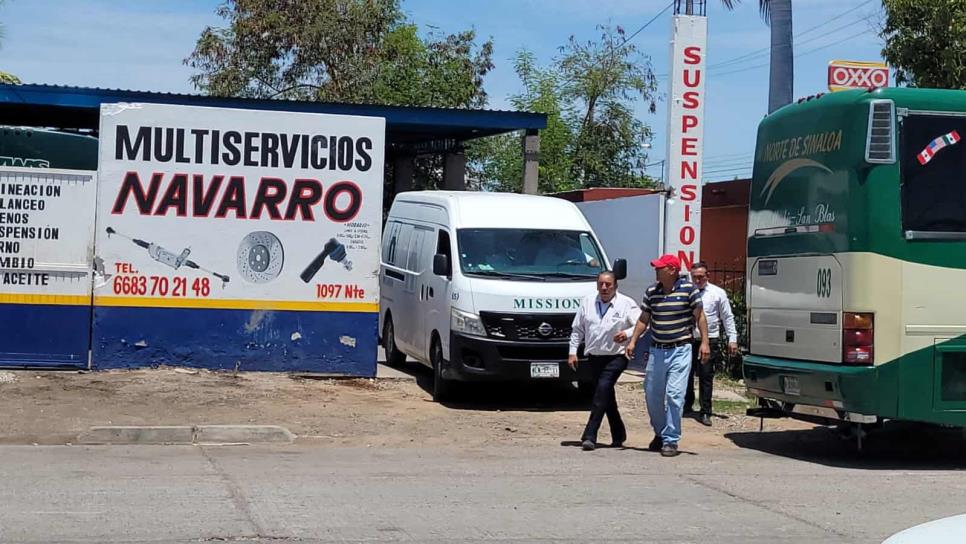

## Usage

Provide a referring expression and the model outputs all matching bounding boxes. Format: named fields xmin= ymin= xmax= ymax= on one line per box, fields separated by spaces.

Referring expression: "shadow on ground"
xmin=727 ymin=421 xmax=966 ymax=470
xmin=386 ymin=360 xmax=591 ymax=412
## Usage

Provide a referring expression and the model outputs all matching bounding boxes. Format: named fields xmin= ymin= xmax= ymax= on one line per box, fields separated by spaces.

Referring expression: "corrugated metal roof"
xmin=0 ymin=83 xmax=547 ymax=144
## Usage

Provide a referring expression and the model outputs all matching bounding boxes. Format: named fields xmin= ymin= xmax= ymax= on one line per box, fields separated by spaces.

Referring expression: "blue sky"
xmin=0 ymin=0 xmax=884 ymax=182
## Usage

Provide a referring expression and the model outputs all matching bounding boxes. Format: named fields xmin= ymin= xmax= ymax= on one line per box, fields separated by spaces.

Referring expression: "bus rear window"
xmin=901 ymin=114 xmax=966 ymax=233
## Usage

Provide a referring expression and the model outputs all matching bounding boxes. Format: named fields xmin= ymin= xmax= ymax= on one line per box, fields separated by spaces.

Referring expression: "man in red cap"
xmin=626 ymin=254 xmax=710 ymax=457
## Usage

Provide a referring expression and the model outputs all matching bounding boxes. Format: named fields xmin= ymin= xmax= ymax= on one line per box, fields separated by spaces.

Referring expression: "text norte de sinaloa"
xmin=111 ymin=125 xmax=374 ymax=222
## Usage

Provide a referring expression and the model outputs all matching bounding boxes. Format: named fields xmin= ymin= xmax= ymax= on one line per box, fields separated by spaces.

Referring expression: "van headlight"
xmin=451 ymin=308 xmax=487 ymax=337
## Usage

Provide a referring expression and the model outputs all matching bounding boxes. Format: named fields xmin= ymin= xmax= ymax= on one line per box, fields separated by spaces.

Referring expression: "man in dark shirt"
xmin=627 ymin=254 xmax=709 ymax=457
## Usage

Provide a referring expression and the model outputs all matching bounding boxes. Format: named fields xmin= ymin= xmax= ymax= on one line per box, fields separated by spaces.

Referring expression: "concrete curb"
xmin=77 ymin=425 xmax=295 ymax=445
xmin=195 ymin=425 xmax=295 ymax=445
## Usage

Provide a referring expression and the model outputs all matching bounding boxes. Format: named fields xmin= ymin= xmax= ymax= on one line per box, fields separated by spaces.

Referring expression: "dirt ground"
xmin=0 ymin=366 xmax=810 ymax=447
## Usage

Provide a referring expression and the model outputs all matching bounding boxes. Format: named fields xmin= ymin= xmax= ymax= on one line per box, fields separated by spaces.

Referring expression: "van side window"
xmin=437 ymin=230 xmax=452 ymax=277
xmin=382 ymin=221 xmax=400 ymax=263
xmin=390 ymin=224 xmax=414 ymax=268
xmin=407 ymin=227 xmax=431 ymax=273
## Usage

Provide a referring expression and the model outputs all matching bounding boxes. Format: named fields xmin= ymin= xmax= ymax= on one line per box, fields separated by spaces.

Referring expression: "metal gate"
xmin=0 ymin=167 xmax=97 ymax=367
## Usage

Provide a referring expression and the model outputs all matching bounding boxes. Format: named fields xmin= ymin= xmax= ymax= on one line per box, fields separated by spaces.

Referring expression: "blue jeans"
xmin=644 ymin=344 xmax=693 ymax=445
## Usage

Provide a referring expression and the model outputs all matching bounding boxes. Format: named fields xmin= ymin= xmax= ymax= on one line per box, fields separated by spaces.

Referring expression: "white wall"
xmin=577 ymin=194 xmax=664 ymax=303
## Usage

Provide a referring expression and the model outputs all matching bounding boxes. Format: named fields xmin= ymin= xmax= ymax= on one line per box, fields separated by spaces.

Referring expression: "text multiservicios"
xmin=110 ymin=125 xmax=373 ymax=223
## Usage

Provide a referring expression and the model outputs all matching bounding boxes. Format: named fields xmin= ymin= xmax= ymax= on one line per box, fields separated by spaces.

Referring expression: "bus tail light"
xmin=843 ymin=312 xmax=874 ymax=365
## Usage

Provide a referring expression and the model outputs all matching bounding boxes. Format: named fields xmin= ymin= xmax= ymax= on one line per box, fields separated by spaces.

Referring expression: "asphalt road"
xmin=1 ymin=439 xmax=964 ymax=543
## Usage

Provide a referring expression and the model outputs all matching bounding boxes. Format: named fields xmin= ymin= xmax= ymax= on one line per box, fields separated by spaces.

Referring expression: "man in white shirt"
xmin=568 ymin=271 xmax=642 ymax=451
xmin=685 ymin=262 xmax=738 ymax=427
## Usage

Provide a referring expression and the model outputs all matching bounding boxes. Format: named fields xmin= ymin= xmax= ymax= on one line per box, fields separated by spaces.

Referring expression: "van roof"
xmin=391 ymin=191 xmax=591 ymax=230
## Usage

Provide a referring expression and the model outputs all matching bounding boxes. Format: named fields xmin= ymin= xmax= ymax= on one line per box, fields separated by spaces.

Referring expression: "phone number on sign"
xmin=112 ymin=275 xmax=212 ymax=297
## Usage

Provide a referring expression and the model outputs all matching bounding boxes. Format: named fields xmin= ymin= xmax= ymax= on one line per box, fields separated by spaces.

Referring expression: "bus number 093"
xmin=816 ymin=267 xmax=832 ymax=298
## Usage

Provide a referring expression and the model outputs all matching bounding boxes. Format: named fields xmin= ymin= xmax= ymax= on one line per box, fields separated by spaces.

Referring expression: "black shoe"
xmin=610 ymin=438 xmax=625 ymax=448
xmin=661 ymin=443 xmax=680 ymax=457
xmin=700 ymin=413 xmax=712 ymax=427
xmin=683 ymin=408 xmax=695 ymax=416
xmin=647 ymin=435 xmax=662 ymax=452
xmin=581 ymin=439 xmax=596 ymax=451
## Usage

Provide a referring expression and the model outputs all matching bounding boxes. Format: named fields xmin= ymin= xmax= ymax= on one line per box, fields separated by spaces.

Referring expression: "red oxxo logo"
xmin=827 ymin=61 xmax=889 ymax=91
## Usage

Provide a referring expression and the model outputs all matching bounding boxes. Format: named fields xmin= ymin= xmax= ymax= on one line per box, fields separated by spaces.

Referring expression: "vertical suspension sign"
xmin=664 ymin=7 xmax=707 ymax=271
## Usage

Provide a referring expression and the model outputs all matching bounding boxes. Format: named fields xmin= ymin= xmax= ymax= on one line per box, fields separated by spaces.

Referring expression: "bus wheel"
xmin=431 ymin=335 xmax=452 ymax=403
xmin=383 ymin=315 xmax=405 ymax=367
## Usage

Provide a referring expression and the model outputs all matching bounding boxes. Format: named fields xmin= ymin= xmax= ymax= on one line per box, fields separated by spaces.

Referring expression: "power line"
xmin=709 ymin=29 xmax=872 ymax=78
xmin=709 ymin=15 xmax=874 ymax=73
xmin=622 ymin=2 xmax=675 ymax=46
xmin=555 ymin=2 xmax=674 ymax=90
xmin=710 ymin=0 xmax=875 ymax=70
xmin=655 ymin=0 xmax=878 ymax=78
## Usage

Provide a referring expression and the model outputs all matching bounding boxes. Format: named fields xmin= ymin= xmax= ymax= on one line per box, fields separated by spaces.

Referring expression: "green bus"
xmin=743 ymin=88 xmax=966 ymax=438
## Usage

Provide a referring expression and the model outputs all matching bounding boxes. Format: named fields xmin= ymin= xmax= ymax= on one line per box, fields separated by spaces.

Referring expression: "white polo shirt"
xmin=568 ymin=292 xmax=642 ymax=356
xmin=693 ymin=282 xmax=738 ymax=343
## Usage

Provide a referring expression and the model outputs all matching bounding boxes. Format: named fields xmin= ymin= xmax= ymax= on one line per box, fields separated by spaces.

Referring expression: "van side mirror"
xmin=433 ymin=254 xmax=450 ymax=277
xmin=612 ymin=258 xmax=627 ymax=280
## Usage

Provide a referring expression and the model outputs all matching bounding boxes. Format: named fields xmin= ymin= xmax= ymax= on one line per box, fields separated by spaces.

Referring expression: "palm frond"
xmin=759 ymin=0 xmax=770 ymax=21
xmin=720 ymin=0 xmax=771 ymax=23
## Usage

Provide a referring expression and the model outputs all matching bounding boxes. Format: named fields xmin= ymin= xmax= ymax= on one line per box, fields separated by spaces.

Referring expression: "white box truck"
xmin=379 ymin=191 xmax=626 ymax=401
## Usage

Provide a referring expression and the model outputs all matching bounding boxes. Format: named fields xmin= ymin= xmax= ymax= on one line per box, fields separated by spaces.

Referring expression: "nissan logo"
xmin=537 ymin=322 xmax=553 ymax=337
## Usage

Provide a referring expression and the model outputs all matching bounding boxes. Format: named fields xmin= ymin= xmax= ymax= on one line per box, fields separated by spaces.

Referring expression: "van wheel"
xmin=383 ymin=316 xmax=405 ymax=367
xmin=431 ymin=336 xmax=452 ymax=403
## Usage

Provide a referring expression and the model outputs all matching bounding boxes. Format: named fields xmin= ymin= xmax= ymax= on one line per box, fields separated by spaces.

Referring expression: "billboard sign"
xmin=828 ymin=60 xmax=889 ymax=92
xmin=94 ymin=103 xmax=385 ymax=372
xmin=664 ymin=14 xmax=707 ymax=271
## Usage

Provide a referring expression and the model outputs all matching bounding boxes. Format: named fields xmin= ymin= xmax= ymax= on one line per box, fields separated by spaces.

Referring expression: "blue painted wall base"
xmin=0 ymin=303 xmax=91 ymax=368
xmin=92 ymin=306 xmax=378 ymax=375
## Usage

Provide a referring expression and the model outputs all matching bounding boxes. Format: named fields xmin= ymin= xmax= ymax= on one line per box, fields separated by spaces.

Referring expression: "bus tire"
xmin=383 ymin=314 xmax=406 ymax=367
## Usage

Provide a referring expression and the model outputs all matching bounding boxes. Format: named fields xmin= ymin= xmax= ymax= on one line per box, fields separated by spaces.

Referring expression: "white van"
xmin=379 ymin=191 xmax=626 ymax=401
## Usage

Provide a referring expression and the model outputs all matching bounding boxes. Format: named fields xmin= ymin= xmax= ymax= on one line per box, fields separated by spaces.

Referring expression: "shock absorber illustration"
xmin=106 ymin=227 xmax=231 ymax=284
xmin=300 ymin=238 xmax=352 ymax=283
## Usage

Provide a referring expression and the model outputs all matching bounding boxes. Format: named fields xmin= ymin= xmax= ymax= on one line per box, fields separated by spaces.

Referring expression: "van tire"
xmin=431 ymin=335 xmax=452 ymax=403
xmin=383 ymin=315 xmax=406 ymax=367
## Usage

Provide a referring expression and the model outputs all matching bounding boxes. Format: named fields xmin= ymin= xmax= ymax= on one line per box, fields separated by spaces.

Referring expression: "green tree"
xmin=467 ymin=51 xmax=574 ymax=193
xmin=561 ymin=25 xmax=657 ymax=187
xmin=881 ymin=0 xmax=966 ymax=88
xmin=0 ymin=1 xmax=19 ymax=85
xmin=470 ymin=25 xmax=659 ymax=193
xmin=185 ymin=0 xmax=493 ymax=108
xmin=186 ymin=0 xmax=494 ymax=194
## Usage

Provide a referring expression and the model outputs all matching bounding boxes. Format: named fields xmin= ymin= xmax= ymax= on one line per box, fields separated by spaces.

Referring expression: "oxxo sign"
xmin=664 ymin=14 xmax=707 ymax=271
xmin=827 ymin=60 xmax=889 ymax=92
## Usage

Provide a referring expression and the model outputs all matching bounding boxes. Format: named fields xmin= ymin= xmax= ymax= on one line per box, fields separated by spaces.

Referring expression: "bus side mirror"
xmin=612 ymin=258 xmax=627 ymax=280
xmin=433 ymin=254 xmax=450 ymax=277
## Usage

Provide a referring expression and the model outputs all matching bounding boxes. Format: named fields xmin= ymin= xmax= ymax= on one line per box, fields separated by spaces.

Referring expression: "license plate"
xmin=530 ymin=362 xmax=560 ymax=378
xmin=783 ymin=376 xmax=801 ymax=396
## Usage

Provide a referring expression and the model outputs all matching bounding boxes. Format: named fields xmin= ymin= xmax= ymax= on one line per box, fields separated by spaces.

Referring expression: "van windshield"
xmin=456 ymin=228 xmax=605 ymax=280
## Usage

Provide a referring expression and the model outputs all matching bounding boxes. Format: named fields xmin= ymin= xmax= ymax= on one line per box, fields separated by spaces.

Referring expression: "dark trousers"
xmin=581 ymin=354 xmax=628 ymax=444
xmin=685 ymin=339 xmax=720 ymax=415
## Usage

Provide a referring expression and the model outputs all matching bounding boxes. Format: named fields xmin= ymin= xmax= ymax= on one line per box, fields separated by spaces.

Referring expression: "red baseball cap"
xmin=650 ymin=254 xmax=680 ymax=270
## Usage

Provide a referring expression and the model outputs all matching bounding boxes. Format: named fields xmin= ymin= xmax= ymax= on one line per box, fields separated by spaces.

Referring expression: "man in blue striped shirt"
xmin=626 ymin=254 xmax=709 ymax=457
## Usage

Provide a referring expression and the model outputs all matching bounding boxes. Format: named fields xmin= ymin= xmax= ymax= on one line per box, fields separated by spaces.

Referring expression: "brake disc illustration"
xmin=300 ymin=238 xmax=353 ymax=283
xmin=105 ymin=227 xmax=230 ymax=284
xmin=237 ymin=231 xmax=284 ymax=284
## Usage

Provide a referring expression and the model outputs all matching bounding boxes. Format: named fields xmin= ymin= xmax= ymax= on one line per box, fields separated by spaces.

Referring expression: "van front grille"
xmin=479 ymin=312 xmax=574 ymax=341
